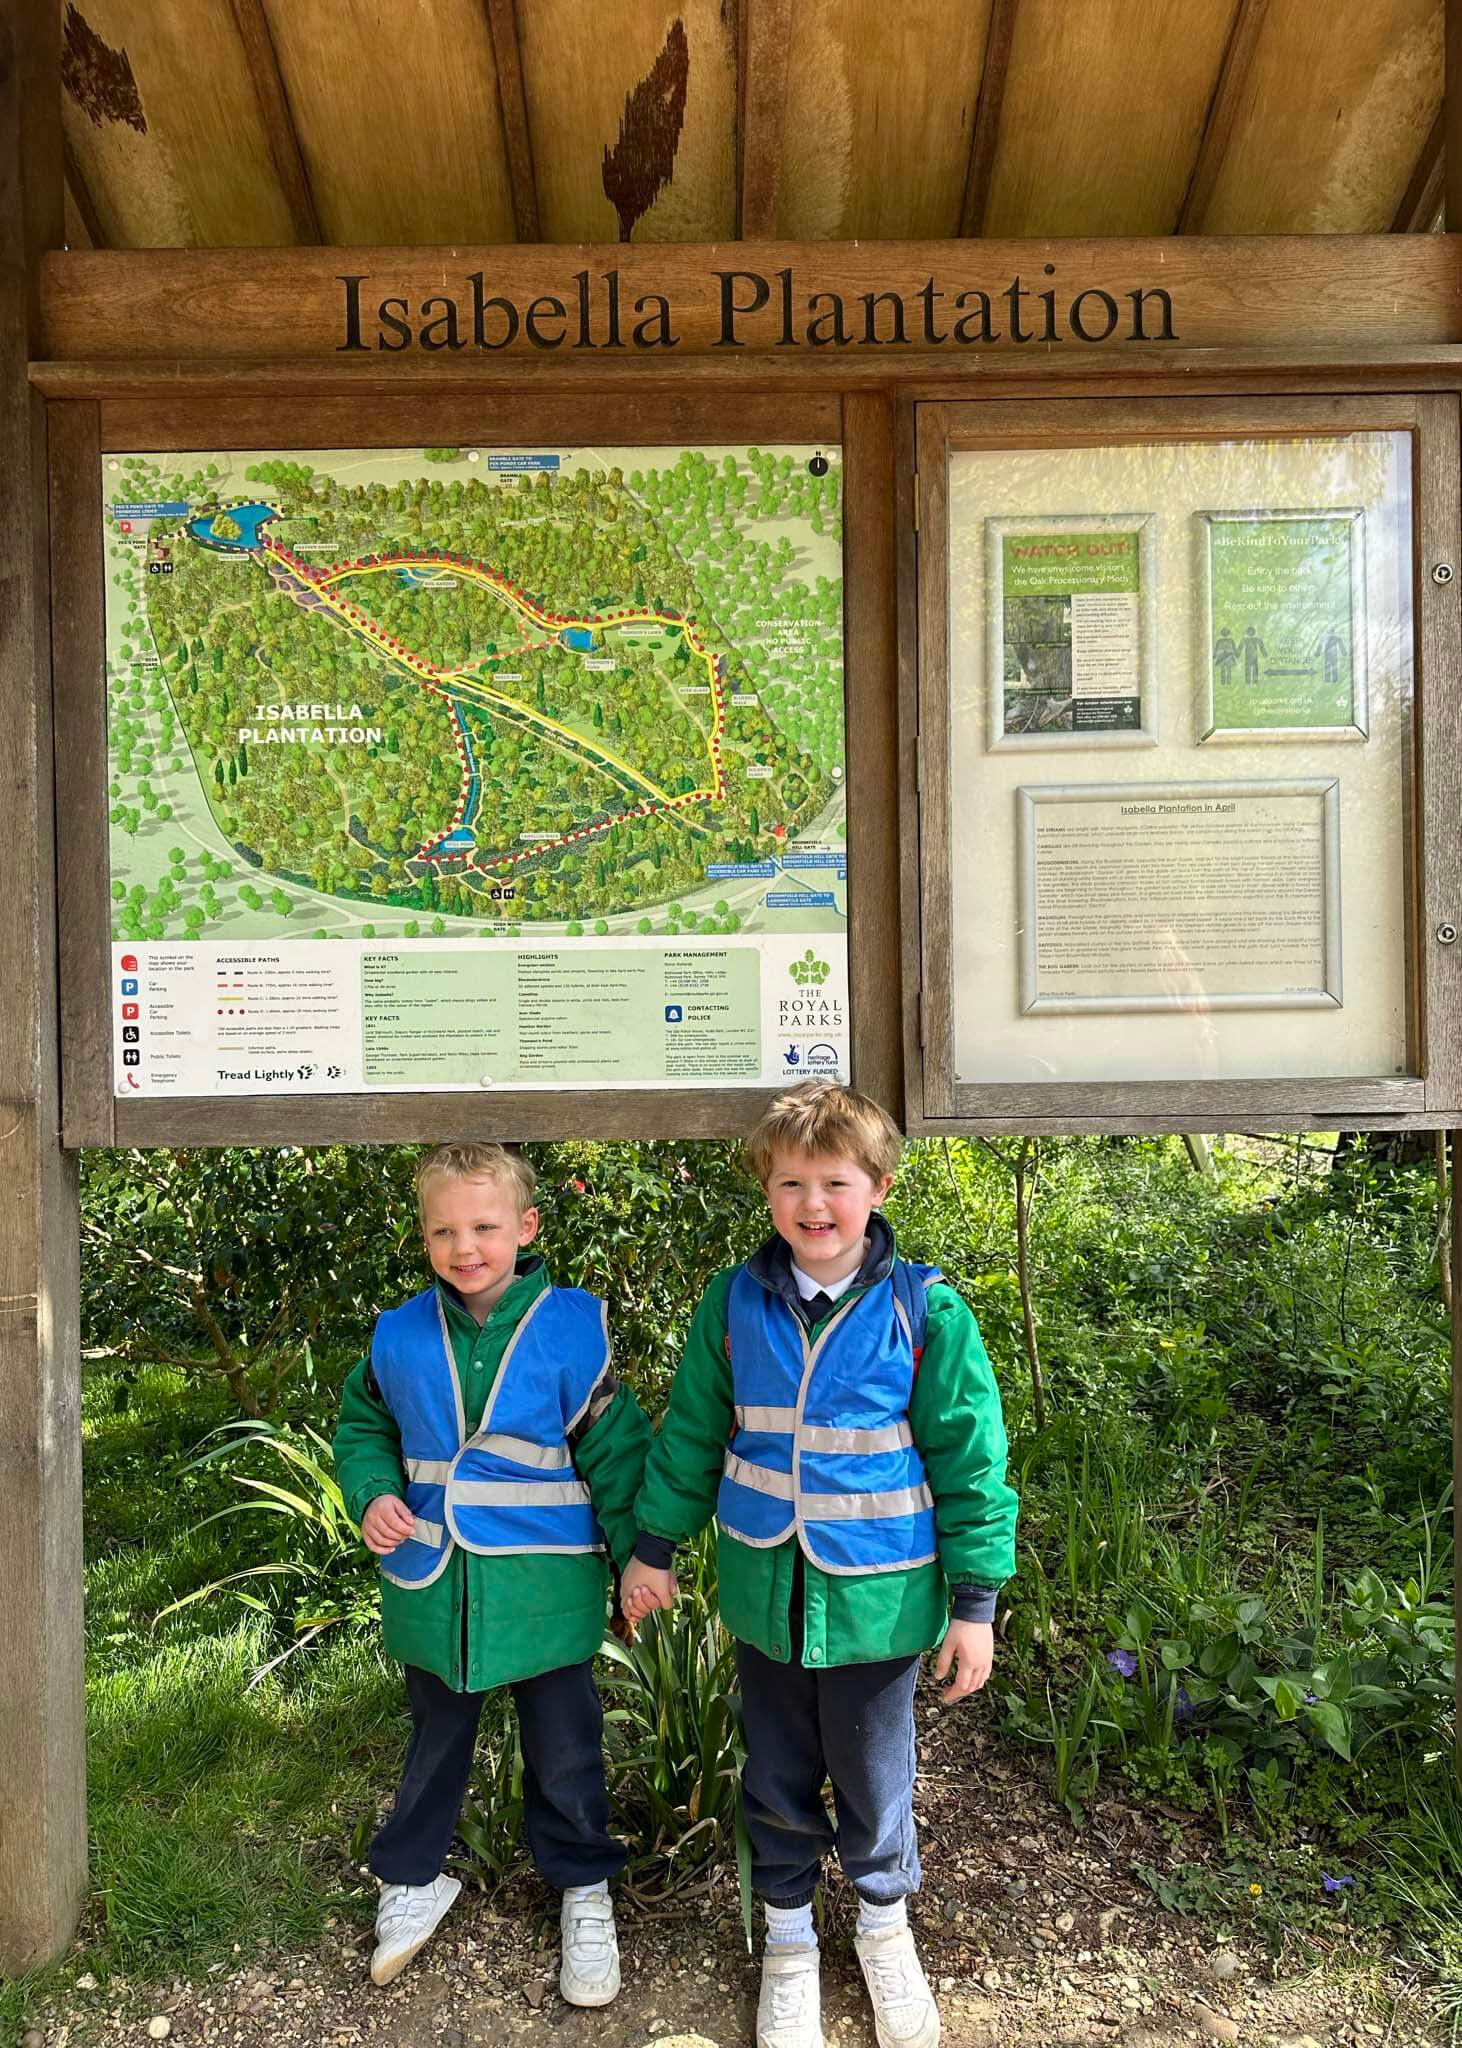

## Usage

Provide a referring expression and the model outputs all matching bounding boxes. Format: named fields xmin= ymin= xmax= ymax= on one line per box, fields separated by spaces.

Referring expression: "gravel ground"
xmin=13 ymin=1707 xmax=1444 ymax=2048
xmin=21 ymin=1891 xmax=1438 ymax=2048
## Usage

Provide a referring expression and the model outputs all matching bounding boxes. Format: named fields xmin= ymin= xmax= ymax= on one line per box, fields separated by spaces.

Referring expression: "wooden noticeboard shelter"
xmin=4 ymin=0 xmax=1462 ymax=1973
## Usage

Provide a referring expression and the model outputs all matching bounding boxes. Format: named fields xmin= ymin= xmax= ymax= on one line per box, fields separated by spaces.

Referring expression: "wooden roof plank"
xmin=1200 ymin=0 xmax=1443 ymax=231
xmin=960 ymin=0 xmax=1020 ymax=237
xmin=481 ymin=0 xmax=541 ymax=242
xmin=739 ymin=0 xmax=793 ymax=237
xmin=260 ymin=0 xmax=516 ymax=243
xmin=1176 ymin=0 xmax=1270 ymax=233
xmin=226 ymin=0 xmax=320 ymax=242
xmin=60 ymin=0 xmax=300 ymax=246
xmin=519 ymin=0 xmax=737 ymax=243
xmin=780 ymin=0 xmax=994 ymax=239
xmin=983 ymin=0 xmax=1238 ymax=235
xmin=1393 ymin=106 xmax=1445 ymax=229
xmin=62 ymin=141 xmax=104 ymax=250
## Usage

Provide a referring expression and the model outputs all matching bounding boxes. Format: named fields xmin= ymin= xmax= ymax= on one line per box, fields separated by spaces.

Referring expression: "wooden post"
xmin=0 ymin=2 xmax=88 ymax=1971
xmin=1442 ymin=0 xmax=1462 ymax=1667
xmin=1441 ymin=0 xmax=1449 ymax=236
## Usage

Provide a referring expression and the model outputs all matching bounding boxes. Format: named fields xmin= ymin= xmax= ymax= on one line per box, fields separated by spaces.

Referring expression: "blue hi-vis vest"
xmin=716 ymin=1260 xmax=942 ymax=1576
xmin=370 ymin=1283 xmax=609 ymax=1589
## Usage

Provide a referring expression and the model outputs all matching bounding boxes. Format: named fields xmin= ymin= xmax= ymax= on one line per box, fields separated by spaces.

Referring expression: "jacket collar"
xmin=744 ymin=1211 xmax=896 ymax=1315
xmin=437 ymin=1251 xmax=548 ymax=1332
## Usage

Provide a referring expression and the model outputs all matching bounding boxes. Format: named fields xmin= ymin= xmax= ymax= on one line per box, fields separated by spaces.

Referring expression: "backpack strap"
xmin=891 ymin=1258 xmax=940 ymax=1371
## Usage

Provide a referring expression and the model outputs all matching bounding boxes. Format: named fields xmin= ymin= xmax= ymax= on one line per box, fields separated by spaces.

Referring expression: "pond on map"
xmin=188 ymin=501 xmax=277 ymax=549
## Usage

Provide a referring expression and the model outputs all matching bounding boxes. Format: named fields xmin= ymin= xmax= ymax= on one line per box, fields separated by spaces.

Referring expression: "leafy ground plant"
xmin=160 ymin=1414 xmax=378 ymax=1673
xmin=596 ymin=1535 xmax=750 ymax=1928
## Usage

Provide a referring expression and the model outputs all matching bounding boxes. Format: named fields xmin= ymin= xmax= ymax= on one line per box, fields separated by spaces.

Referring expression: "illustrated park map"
xmin=104 ymin=445 xmax=847 ymax=1095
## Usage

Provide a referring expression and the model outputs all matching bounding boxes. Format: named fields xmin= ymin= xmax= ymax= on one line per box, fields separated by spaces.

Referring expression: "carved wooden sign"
xmin=38 ymin=237 xmax=1462 ymax=363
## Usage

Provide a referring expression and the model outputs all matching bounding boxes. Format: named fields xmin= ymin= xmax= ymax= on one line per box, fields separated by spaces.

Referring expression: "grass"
xmin=0 ymin=1366 xmax=403 ymax=2035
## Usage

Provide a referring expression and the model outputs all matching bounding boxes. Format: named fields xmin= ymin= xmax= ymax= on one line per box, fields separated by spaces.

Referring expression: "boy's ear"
xmin=518 ymin=1205 xmax=541 ymax=1246
xmin=873 ymin=1173 xmax=895 ymax=1207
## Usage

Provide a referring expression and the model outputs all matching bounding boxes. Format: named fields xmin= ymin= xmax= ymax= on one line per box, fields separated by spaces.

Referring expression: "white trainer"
xmin=854 ymin=1925 xmax=941 ymax=2048
xmin=559 ymin=1889 xmax=621 ymax=2007
xmin=370 ymin=1873 xmax=462 ymax=1985
xmin=756 ymin=1943 xmax=824 ymax=2048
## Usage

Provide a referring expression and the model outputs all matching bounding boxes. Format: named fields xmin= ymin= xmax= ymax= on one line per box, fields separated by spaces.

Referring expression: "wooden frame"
xmin=905 ymin=390 xmax=1462 ymax=1135
xmin=49 ymin=386 xmax=911 ymax=1147
xmin=11 ymin=204 xmax=1462 ymax=1972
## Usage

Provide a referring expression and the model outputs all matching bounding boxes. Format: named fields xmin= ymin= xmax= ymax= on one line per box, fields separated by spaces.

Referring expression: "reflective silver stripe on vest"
xmin=409 ymin=1439 xmax=569 ymax=1481
xmin=799 ymin=1482 xmax=934 ymax=1521
xmin=734 ymin=1404 xmax=797 ymax=1433
xmin=469 ymin=1434 xmax=571 ymax=1470
xmin=409 ymin=1516 xmax=446 ymax=1546
xmin=799 ymin=1421 xmax=914 ymax=1455
xmin=722 ymin=1450 xmax=794 ymax=1501
xmin=451 ymin=1478 xmax=592 ymax=1508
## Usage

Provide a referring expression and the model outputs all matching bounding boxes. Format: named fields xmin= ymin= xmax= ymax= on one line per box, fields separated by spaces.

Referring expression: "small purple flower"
xmin=1304 ymin=1691 xmax=1318 ymax=1705
xmin=1106 ymin=1649 xmax=1138 ymax=1678
xmin=1173 ymin=1684 xmax=1194 ymax=1722
xmin=1321 ymin=1874 xmax=1354 ymax=1894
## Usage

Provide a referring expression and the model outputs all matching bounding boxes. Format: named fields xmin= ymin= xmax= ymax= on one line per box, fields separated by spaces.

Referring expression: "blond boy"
xmin=333 ymin=1144 xmax=650 ymax=2002
xmin=622 ymin=1084 xmax=1017 ymax=2048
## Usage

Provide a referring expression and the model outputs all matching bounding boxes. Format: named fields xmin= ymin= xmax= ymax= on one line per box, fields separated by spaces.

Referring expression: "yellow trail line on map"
xmin=313 ymin=553 xmax=726 ymax=797
xmin=441 ymin=669 xmax=685 ymax=813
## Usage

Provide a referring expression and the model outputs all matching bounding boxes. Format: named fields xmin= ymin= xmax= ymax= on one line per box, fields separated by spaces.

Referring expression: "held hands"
xmin=361 ymin=1493 xmax=416 ymax=1556
xmin=620 ymin=1557 xmax=677 ymax=1623
xmin=933 ymin=1619 xmax=994 ymax=1702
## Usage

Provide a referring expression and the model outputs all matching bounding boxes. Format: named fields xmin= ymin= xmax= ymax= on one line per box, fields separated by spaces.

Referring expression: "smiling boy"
xmin=333 ymin=1143 xmax=650 ymax=2003
xmin=622 ymin=1083 xmax=1017 ymax=2048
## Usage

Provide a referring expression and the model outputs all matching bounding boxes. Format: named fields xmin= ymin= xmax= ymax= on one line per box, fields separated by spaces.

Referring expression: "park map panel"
xmin=104 ymin=445 xmax=847 ymax=1095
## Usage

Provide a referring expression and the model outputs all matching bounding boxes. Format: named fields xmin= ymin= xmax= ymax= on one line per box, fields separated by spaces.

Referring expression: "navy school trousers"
xmin=369 ymin=1660 xmax=626 ymax=1889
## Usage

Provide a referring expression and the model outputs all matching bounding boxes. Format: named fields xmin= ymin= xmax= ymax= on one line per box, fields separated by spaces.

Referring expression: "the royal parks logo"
xmin=789 ymin=949 xmax=830 ymax=987
xmin=779 ymin=950 xmax=843 ymax=1037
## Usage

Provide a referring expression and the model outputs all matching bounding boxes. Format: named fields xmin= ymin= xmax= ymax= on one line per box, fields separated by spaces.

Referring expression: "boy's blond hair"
xmin=415 ymin=1142 xmax=536 ymax=1218
xmin=745 ymin=1080 xmax=902 ymax=1186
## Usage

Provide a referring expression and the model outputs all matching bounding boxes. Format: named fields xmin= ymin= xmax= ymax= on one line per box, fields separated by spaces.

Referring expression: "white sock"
xmin=563 ymin=1880 xmax=609 ymax=1903
xmin=765 ymin=1900 xmax=816 ymax=1949
xmin=857 ymin=1897 xmax=907 ymax=1936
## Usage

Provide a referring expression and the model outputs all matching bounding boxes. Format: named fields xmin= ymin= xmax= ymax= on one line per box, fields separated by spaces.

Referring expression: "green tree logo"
xmin=789 ymin=949 xmax=829 ymax=987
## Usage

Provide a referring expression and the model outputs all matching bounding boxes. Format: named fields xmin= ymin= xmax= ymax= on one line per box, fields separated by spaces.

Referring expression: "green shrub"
xmin=81 ymin=1146 xmax=422 ymax=1415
